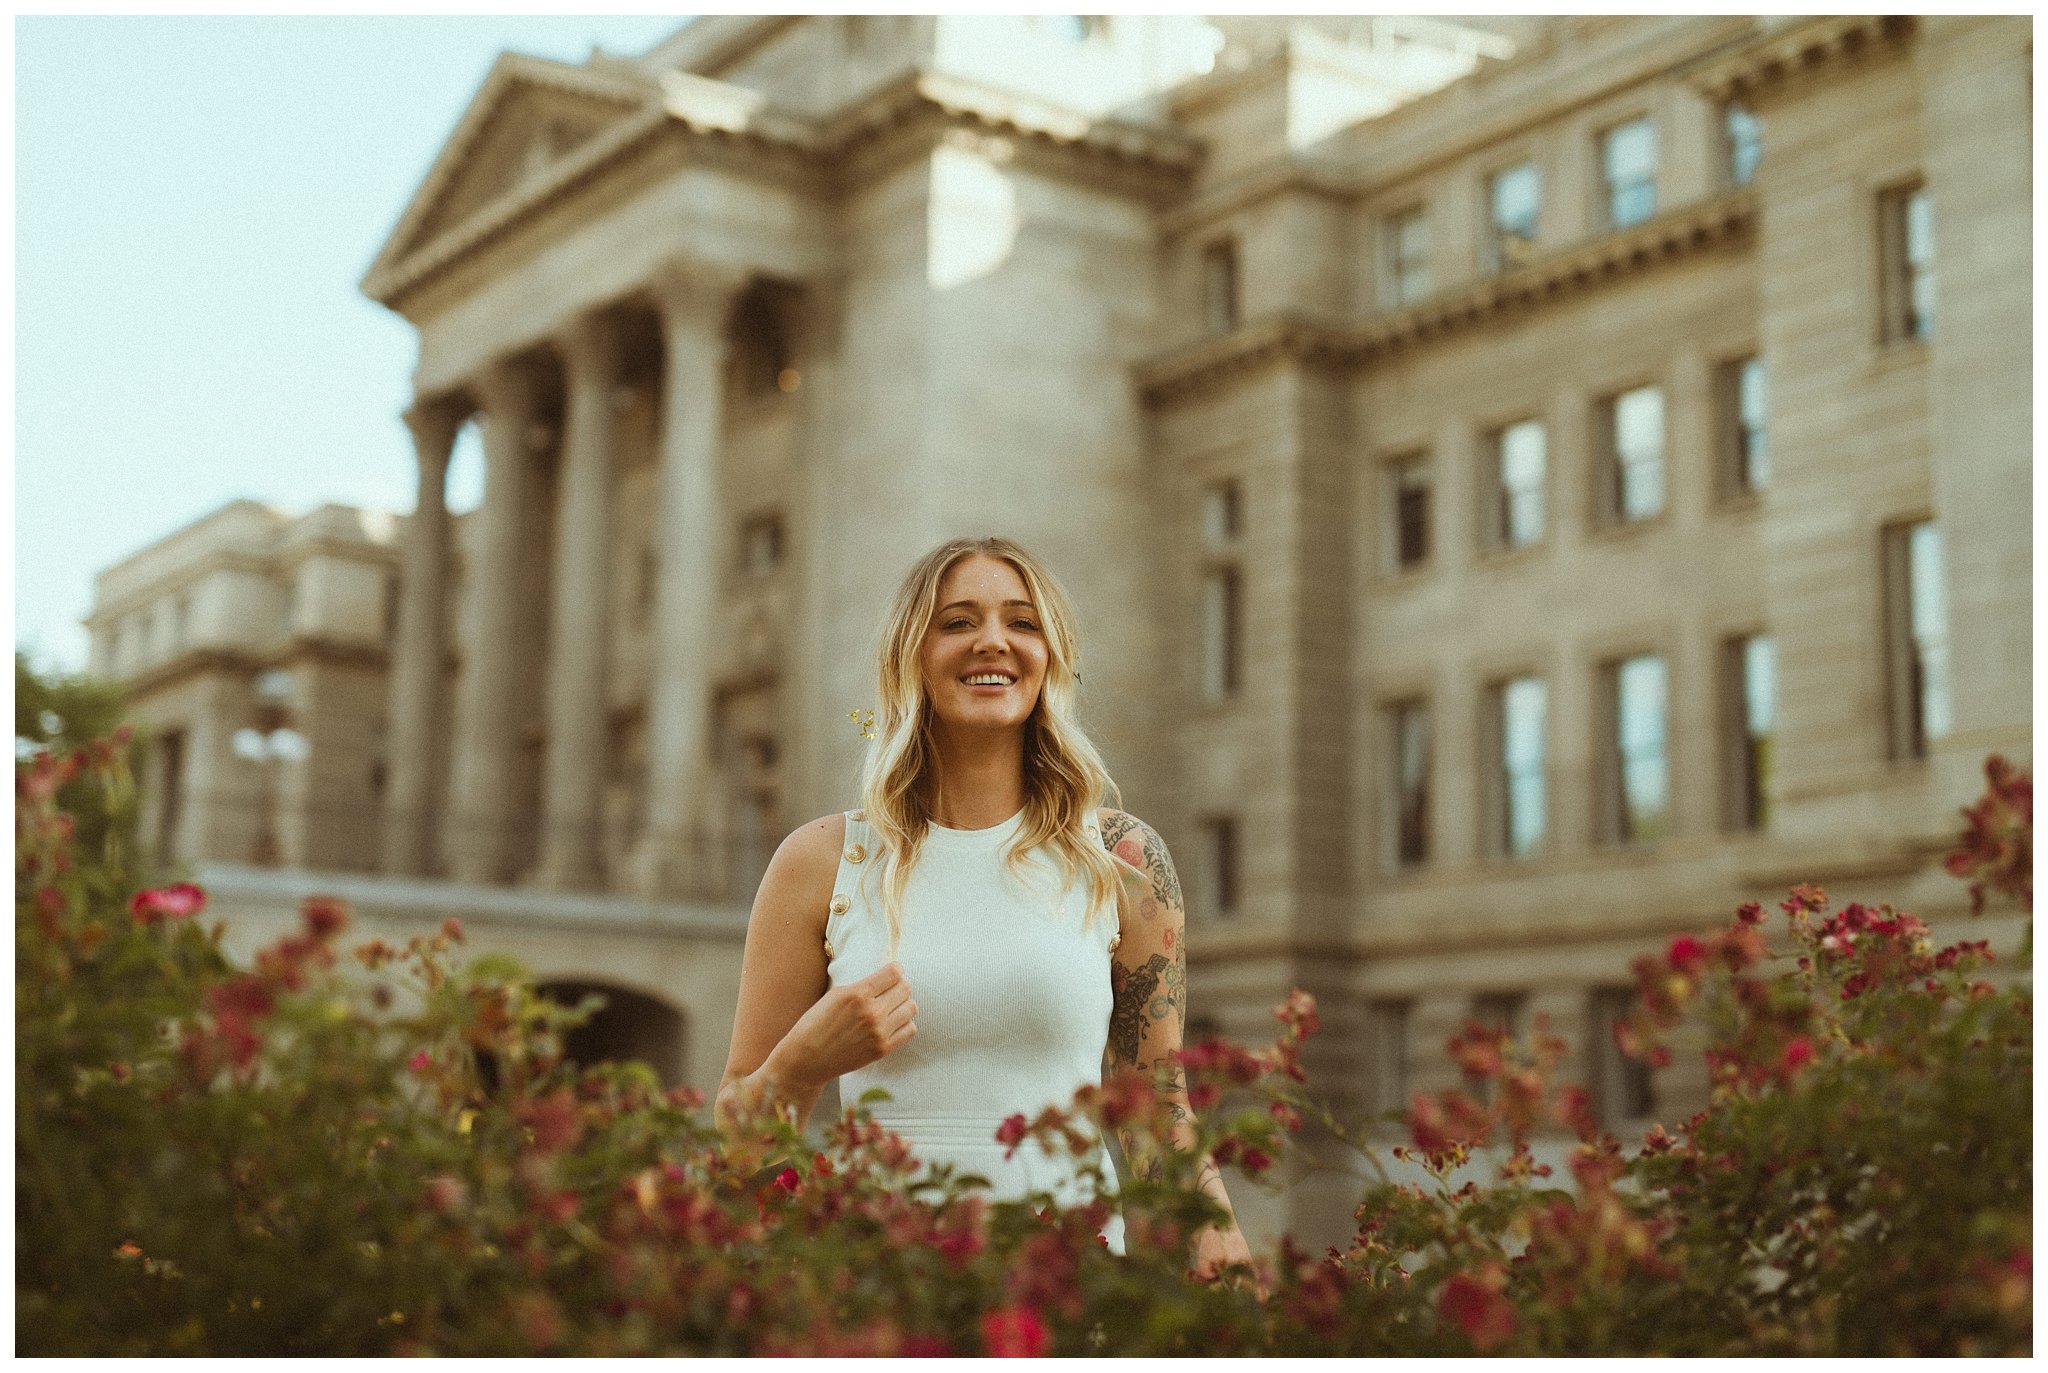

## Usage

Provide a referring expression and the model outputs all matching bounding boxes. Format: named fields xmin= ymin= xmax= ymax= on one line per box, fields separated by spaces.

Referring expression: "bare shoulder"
xmin=751 ymin=813 xmax=849 ymax=928
xmin=775 ymin=812 xmax=849 ymax=870
xmin=1093 ymin=808 xmax=1185 ymax=915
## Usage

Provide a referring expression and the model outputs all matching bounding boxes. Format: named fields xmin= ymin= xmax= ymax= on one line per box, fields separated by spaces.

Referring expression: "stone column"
xmin=536 ymin=313 xmax=625 ymax=889
xmin=380 ymin=397 xmax=461 ymax=877
xmin=447 ymin=358 xmax=544 ymax=885
xmin=631 ymin=260 xmax=749 ymax=899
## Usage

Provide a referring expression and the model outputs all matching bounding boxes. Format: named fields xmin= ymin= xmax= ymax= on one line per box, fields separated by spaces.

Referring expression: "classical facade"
xmin=92 ymin=15 xmax=2031 ymax=1246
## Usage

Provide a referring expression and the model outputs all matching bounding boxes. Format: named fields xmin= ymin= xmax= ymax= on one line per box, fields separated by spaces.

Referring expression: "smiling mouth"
xmin=961 ymin=673 xmax=1016 ymax=687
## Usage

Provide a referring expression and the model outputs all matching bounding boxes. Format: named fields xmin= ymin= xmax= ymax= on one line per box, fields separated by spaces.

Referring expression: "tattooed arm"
xmin=1098 ymin=809 xmax=1253 ymax=1280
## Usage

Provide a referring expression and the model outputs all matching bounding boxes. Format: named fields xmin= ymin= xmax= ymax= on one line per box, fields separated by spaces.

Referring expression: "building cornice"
xmin=1692 ymin=15 xmax=1917 ymax=106
xmin=118 ymin=636 xmax=394 ymax=698
xmin=1136 ymin=188 xmax=1755 ymax=407
xmin=369 ymin=67 xmax=1204 ymax=311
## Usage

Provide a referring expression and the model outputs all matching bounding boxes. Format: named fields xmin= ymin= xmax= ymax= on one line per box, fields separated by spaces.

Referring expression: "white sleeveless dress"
xmin=826 ymin=808 xmax=1125 ymax=1251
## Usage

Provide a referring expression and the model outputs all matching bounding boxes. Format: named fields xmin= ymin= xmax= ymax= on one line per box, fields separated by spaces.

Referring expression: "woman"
xmin=715 ymin=536 xmax=1252 ymax=1277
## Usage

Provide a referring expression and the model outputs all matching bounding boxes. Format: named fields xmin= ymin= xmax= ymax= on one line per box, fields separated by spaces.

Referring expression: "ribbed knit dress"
xmin=826 ymin=808 xmax=1124 ymax=1251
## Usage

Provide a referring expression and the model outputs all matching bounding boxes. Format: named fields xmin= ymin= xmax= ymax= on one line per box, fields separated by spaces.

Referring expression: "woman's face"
xmin=918 ymin=554 xmax=1050 ymax=737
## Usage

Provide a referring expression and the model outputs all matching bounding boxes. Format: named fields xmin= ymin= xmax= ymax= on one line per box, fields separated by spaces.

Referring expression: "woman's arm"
xmin=716 ymin=814 xmax=918 ymax=1145
xmin=1097 ymin=809 xmax=1254 ymax=1280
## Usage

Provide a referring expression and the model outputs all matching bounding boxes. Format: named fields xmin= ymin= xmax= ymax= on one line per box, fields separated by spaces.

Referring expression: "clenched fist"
xmin=766 ymin=962 xmax=918 ymax=1095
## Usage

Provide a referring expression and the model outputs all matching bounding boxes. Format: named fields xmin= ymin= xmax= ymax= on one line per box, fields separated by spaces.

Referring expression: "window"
xmin=1723 ymin=634 xmax=1775 ymax=831
xmin=1385 ymin=454 xmax=1431 ymax=572
xmin=1726 ymin=104 xmax=1762 ymax=187
xmin=1488 ymin=676 xmax=1547 ymax=859
xmin=1199 ymin=570 xmax=1241 ymax=701
xmin=1202 ymin=239 xmax=1240 ymax=334
xmin=1602 ymin=385 xmax=1665 ymax=524
xmin=1604 ymin=655 xmax=1669 ymax=844
xmin=739 ymin=512 xmax=785 ymax=574
xmin=1601 ymin=117 xmax=1658 ymax=228
xmin=1488 ymin=420 xmax=1546 ymax=551
xmin=1366 ymin=999 xmax=1412 ymax=1119
xmin=1387 ymin=699 xmax=1431 ymax=869
xmin=1471 ymin=990 xmax=1527 ymax=1043
xmin=1884 ymin=521 xmax=1951 ymax=759
xmin=1200 ymin=478 xmax=1242 ymax=702
xmin=155 ymin=729 xmax=186 ymax=862
xmin=1588 ymin=987 xmax=1654 ymax=1125
xmin=1718 ymin=356 xmax=1768 ymax=494
xmin=1382 ymin=205 xmax=1432 ymax=307
xmin=1487 ymin=161 xmax=1541 ymax=273
xmin=1194 ymin=816 xmax=1239 ymax=922
xmin=1468 ymin=990 xmax=1528 ymax=1103
xmin=1880 ymin=183 xmax=1934 ymax=342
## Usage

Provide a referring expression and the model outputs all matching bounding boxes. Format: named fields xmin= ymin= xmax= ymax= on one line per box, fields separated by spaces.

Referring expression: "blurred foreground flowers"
xmin=16 ymin=738 xmax=2031 ymax=1355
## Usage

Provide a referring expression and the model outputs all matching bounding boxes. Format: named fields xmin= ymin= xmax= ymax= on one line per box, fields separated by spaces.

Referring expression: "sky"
xmin=14 ymin=14 xmax=696 ymax=675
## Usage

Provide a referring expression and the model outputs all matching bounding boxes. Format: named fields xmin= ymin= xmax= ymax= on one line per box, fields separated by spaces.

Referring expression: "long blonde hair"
xmin=858 ymin=536 xmax=1137 ymax=952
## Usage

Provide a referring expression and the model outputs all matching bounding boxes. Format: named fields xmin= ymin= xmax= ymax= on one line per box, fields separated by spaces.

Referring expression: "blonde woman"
xmin=716 ymin=536 xmax=1252 ymax=1278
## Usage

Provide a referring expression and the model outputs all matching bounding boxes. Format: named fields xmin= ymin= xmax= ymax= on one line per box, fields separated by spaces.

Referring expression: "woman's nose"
xmin=972 ymin=618 xmax=1008 ymax=653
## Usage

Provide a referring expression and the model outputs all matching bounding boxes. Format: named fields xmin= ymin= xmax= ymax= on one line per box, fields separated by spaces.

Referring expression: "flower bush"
xmin=16 ymin=738 xmax=2031 ymax=1355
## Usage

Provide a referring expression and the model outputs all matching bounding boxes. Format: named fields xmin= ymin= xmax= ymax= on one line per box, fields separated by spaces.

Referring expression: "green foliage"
xmin=14 ymin=653 xmax=140 ymax=876
xmin=15 ymin=742 xmax=2033 ymax=1355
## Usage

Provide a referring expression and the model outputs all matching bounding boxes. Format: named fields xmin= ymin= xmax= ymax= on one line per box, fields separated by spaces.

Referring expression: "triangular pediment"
xmin=363 ymin=53 xmax=653 ymax=301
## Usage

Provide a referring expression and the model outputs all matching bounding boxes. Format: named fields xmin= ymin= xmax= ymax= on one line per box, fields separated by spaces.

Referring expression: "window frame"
xmin=1883 ymin=519 xmax=1951 ymax=760
xmin=1878 ymin=180 xmax=1934 ymax=344
xmin=1483 ymin=419 xmax=1548 ymax=554
xmin=1724 ymin=103 xmax=1762 ymax=188
xmin=1715 ymin=355 xmax=1769 ymax=498
xmin=1596 ymin=383 xmax=1667 ymax=526
xmin=1385 ymin=697 xmax=1432 ymax=871
xmin=1366 ymin=998 xmax=1413 ymax=1121
xmin=1486 ymin=159 xmax=1542 ymax=275
xmin=1201 ymin=237 xmax=1241 ymax=335
xmin=1720 ymin=632 xmax=1775 ymax=832
xmin=1198 ymin=476 xmax=1244 ymax=704
xmin=1381 ymin=203 xmax=1433 ymax=308
xmin=1588 ymin=986 xmax=1655 ymax=1126
xmin=1599 ymin=115 xmax=1659 ymax=230
xmin=1383 ymin=451 xmax=1432 ymax=574
xmin=1194 ymin=815 xmax=1240 ymax=923
xmin=1484 ymin=674 xmax=1548 ymax=860
xmin=1599 ymin=653 xmax=1670 ymax=846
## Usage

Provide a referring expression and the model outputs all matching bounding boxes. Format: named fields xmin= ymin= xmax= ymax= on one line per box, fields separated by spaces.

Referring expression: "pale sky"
xmin=14 ymin=14 xmax=695 ymax=674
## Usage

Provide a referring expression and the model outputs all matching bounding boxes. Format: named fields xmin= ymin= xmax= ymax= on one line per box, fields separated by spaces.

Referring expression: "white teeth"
xmin=964 ymin=674 xmax=1013 ymax=686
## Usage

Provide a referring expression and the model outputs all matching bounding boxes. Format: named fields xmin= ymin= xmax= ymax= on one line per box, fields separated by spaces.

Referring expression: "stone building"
xmin=92 ymin=15 xmax=2031 ymax=1246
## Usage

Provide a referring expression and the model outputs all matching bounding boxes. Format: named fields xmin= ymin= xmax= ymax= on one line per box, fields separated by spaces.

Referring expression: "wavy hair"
xmin=858 ymin=536 xmax=1139 ymax=953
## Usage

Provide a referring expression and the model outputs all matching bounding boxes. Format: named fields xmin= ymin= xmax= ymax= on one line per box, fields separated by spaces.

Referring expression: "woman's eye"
xmin=1013 ymin=620 xmax=1040 ymax=631
xmin=944 ymin=618 xmax=971 ymax=630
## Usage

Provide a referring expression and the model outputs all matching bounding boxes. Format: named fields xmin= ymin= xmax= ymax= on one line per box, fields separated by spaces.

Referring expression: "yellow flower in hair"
xmin=847 ymin=708 xmax=877 ymax=741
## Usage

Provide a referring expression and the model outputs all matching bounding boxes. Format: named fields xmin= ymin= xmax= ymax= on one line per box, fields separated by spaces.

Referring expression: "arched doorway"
xmin=536 ymin=979 xmax=687 ymax=1088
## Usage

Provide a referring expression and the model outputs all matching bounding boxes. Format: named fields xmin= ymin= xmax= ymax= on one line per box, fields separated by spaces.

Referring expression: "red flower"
xmin=1439 ymin=1266 xmax=1515 ymax=1352
xmin=773 ymin=1167 xmax=802 ymax=1195
xmin=1666 ymin=934 xmax=1708 ymax=975
xmin=995 ymin=1113 xmax=1028 ymax=1154
xmin=981 ymin=1306 xmax=1050 ymax=1358
xmin=130 ymin=882 xmax=205 ymax=926
xmin=301 ymin=896 xmax=348 ymax=939
xmin=407 ymin=1050 xmax=433 ymax=1076
xmin=1779 ymin=1036 xmax=1815 ymax=1075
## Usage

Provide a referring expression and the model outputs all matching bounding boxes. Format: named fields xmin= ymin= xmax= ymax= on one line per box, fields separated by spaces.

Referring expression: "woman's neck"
xmin=927 ymin=726 xmax=1027 ymax=830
